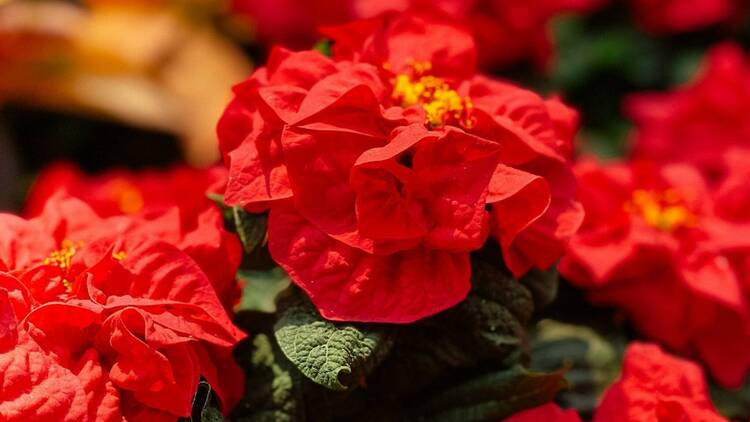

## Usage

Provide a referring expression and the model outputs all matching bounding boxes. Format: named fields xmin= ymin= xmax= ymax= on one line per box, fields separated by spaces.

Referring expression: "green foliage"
xmin=415 ymin=365 xmax=569 ymax=422
xmin=520 ymin=268 xmax=560 ymax=310
xmin=207 ymin=193 xmax=267 ymax=256
xmin=232 ymin=248 xmax=568 ymax=421
xmin=530 ymin=320 xmax=625 ymax=418
xmin=232 ymin=207 xmax=268 ymax=255
xmin=237 ymin=268 xmax=291 ymax=313
xmin=273 ymin=291 xmax=395 ymax=391
xmin=179 ymin=381 xmax=228 ymax=422
xmin=711 ymin=376 xmax=750 ymax=419
xmin=238 ymin=334 xmax=304 ymax=422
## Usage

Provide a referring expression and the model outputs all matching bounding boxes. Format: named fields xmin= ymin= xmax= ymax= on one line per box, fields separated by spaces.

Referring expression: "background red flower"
xmin=626 ymin=43 xmax=750 ymax=180
xmin=560 ymin=158 xmax=750 ymax=387
xmin=0 ymin=196 xmax=246 ymax=421
xmin=593 ymin=342 xmax=727 ymax=421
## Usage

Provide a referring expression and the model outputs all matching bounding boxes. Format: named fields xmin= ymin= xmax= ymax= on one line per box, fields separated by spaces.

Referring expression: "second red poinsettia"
xmin=0 ymin=195 xmax=246 ymax=421
xmin=218 ymin=12 xmax=583 ymax=323
xmin=560 ymin=157 xmax=750 ymax=387
xmin=504 ymin=342 xmax=727 ymax=421
xmin=23 ymin=163 xmax=243 ymax=311
xmin=594 ymin=342 xmax=727 ymax=421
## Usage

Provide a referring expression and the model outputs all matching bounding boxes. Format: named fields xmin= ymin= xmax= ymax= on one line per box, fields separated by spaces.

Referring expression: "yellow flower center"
xmin=108 ymin=179 xmax=144 ymax=215
xmin=391 ymin=61 xmax=475 ymax=129
xmin=625 ymin=189 xmax=697 ymax=232
xmin=44 ymin=239 xmax=83 ymax=291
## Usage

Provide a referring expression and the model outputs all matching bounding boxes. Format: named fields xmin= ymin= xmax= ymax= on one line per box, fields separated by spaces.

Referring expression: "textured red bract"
xmin=23 ymin=164 xmax=243 ymax=311
xmin=219 ymin=12 xmax=582 ymax=322
xmin=560 ymin=158 xmax=750 ymax=387
xmin=0 ymin=196 xmax=246 ymax=421
xmin=593 ymin=343 xmax=727 ymax=422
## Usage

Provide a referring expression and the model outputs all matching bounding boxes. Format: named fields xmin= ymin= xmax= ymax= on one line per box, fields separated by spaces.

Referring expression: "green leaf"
xmin=711 ymin=378 xmax=750 ymax=420
xmin=206 ymin=193 xmax=235 ymax=227
xmin=236 ymin=268 xmax=291 ymax=313
xmin=416 ymin=365 xmax=569 ymax=422
xmin=198 ymin=406 xmax=226 ymax=422
xmin=235 ymin=334 xmax=304 ymax=422
xmin=360 ymin=256 xmax=535 ymax=400
xmin=233 ymin=207 xmax=268 ymax=254
xmin=531 ymin=320 xmax=624 ymax=417
xmin=177 ymin=380 xmax=227 ymax=422
xmin=206 ymin=194 xmax=268 ymax=256
xmin=273 ymin=289 xmax=395 ymax=391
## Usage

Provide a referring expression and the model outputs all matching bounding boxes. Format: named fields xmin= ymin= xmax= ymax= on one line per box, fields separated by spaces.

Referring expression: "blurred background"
xmin=3 ymin=0 xmax=750 ymax=211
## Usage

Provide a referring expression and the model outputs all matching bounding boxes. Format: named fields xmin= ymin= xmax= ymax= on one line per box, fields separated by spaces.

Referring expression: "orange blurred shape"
xmin=0 ymin=0 xmax=251 ymax=165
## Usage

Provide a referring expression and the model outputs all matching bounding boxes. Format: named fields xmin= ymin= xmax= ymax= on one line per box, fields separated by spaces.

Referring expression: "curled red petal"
xmin=488 ymin=164 xmax=551 ymax=275
xmin=268 ymin=205 xmax=470 ymax=323
xmin=412 ymin=128 xmax=499 ymax=251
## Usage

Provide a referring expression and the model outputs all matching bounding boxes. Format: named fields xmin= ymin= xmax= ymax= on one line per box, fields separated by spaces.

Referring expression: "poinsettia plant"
xmin=4 ymin=0 xmax=750 ymax=421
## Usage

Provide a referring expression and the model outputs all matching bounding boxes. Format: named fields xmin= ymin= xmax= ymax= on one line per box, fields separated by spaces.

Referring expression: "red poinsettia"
xmin=505 ymin=403 xmax=582 ymax=421
xmin=218 ymin=12 xmax=583 ymax=323
xmin=24 ymin=163 xmax=242 ymax=311
xmin=628 ymin=0 xmax=745 ymax=33
xmin=559 ymin=158 xmax=750 ymax=387
xmin=25 ymin=163 xmax=228 ymax=218
xmin=231 ymin=0 xmax=605 ymax=69
xmin=627 ymin=43 xmax=750 ymax=179
xmin=0 ymin=195 xmax=246 ymax=421
xmin=594 ymin=342 xmax=727 ymax=421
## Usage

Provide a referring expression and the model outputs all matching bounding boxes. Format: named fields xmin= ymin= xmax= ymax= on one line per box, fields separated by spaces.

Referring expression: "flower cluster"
xmin=561 ymin=43 xmax=750 ymax=387
xmin=5 ymin=1 xmax=750 ymax=420
xmin=218 ymin=12 xmax=583 ymax=323
xmin=0 ymin=168 xmax=245 ymax=420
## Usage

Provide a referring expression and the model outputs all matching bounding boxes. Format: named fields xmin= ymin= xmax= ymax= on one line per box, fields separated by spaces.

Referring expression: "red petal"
xmin=0 ymin=295 xmax=92 ymax=422
xmin=268 ymin=205 xmax=471 ymax=323
xmin=292 ymin=63 xmax=389 ymax=125
xmin=108 ymin=238 xmax=245 ymax=344
xmin=322 ymin=12 xmax=477 ymax=80
xmin=487 ymin=165 xmax=551 ymax=275
xmin=470 ymin=77 xmax=569 ymax=163
xmin=281 ymin=126 xmax=382 ymax=240
xmin=266 ymin=47 xmax=338 ymax=90
xmin=413 ymin=127 xmax=499 ymax=251
xmin=507 ymin=158 xmax=583 ymax=275
xmin=351 ymin=124 xmax=432 ymax=241
xmin=224 ymin=132 xmax=292 ymax=211
xmin=0 ymin=213 xmax=55 ymax=271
